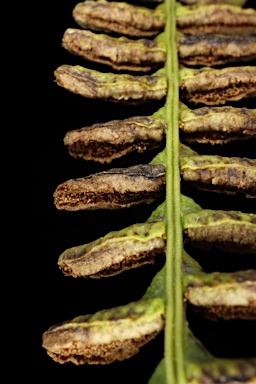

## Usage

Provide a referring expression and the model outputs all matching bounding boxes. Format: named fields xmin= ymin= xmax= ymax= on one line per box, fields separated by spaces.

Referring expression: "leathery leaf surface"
xmin=57 ymin=195 xmax=256 ymax=278
xmin=43 ymin=0 xmax=256 ymax=382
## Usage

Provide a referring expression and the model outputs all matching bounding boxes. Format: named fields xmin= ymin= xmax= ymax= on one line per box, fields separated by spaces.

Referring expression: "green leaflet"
xmin=62 ymin=103 xmax=256 ymax=164
xmin=176 ymin=2 xmax=256 ymax=35
xmin=62 ymin=28 xmax=167 ymax=72
xmin=72 ymin=1 xmax=166 ymax=37
xmin=179 ymin=102 xmax=256 ymax=144
xmin=42 ymin=296 xmax=165 ymax=365
xmin=61 ymin=27 xmax=256 ymax=73
xmin=152 ymin=144 xmax=256 ymax=198
xmin=54 ymin=63 xmax=256 ymax=105
xmin=56 ymin=191 xmax=255 ymax=278
xmin=148 ymin=358 xmax=166 ymax=384
xmin=53 ymin=137 xmax=255 ymax=212
xmin=57 ymin=220 xmax=166 ymax=278
xmin=179 ymin=66 xmax=256 ymax=105
xmin=184 ymin=314 xmax=256 ymax=383
xmin=148 ymin=253 xmax=256 ymax=382
xmin=54 ymin=64 xmax=168 ymax=103
xmin=56 ymin=195 xmax=256 ymax=278
xmin=72 ymin=1 xmax=256 ymax=38
xmin=150 ymin=332 xmax=256 ymax=384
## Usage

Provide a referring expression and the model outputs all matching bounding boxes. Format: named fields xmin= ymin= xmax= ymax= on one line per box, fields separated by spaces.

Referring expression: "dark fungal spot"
xmin=193 ymin=107 xmax=209 ymax=116
xmin=180 ymin=33 xmax=256 ymax=47
xmin=142 ymin=39 xmax=158 ymax=48
xmin=211 ymin=212 xmax=227 ymax=221
xmin=211 ymin=211 xmax=241 ymax=222
xmin=226 ymin=212 xmax=242 ymax=221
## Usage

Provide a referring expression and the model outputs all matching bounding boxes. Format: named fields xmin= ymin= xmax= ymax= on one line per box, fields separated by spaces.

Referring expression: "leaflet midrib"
xmin=164 ymin=0 xmax=186 ymax=383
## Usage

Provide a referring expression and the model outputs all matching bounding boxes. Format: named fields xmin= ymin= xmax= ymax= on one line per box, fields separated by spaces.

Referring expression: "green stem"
xmin=164 ymin=0 xmax=186 ymax=382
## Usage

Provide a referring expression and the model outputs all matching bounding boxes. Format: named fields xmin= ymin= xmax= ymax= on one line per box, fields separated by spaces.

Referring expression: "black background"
xmin=21 ymin=0 xmax=256 ymax=381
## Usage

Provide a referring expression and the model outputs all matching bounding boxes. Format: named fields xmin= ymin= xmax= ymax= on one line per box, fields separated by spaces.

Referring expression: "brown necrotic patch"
xmin=179 ymin=66 xmax=256 ymax=106
xmin=188 ymin=303 xmax=256 ymax=321
xmin=184 ymin=270 xmax=256 ymax=320
xmin=184 ymin=224 xmax=256 ymax=254
xmin=82 ymin=249 xmax=164 ymax=278
xmin=60 ymin=248 xmax=165 ymax=278
xmin=58 ymin=220 xmax=166 ymax=278
xmin=42 ymin=298 xmax=165 ymax=365
xmin=45 ymin=330 xmax=161 ymax=365
xmin=54 ymin=64 xmax=167 ymax=104
xmin=180 ymin=156 xmax=256 ymax=198
xmin=179 ymin=104 xmax=256 ymax=144
xmin=62 ymin=28 xmax=166 ymax=72
xmin=178 ymin=33 xmax=256 ymax=67
xmin=72 ymin=0 xmax=165 ymax=37
xmin=53 ymin=164 xmax=166 ymax=210
xmin=63 ymin=115 xmax=166 ymax=163
xmin=176 ymin=3 xmax=256 ymax=35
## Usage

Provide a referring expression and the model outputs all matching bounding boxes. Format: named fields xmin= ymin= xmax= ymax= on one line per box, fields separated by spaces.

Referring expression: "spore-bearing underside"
xmin=43 ymin=0 xmax=256 ymax=382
